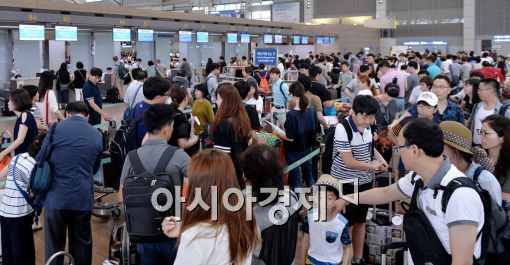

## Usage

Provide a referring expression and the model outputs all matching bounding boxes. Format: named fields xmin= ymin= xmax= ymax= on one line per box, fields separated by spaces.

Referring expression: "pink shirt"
xmin=380 ymin=69 xmax=407 ymax=98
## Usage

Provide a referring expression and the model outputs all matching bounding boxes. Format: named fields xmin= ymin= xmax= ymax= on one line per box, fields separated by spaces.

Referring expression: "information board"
xmin=197 ymin=32 xmax=209 ymax=43
xmin=241 ymin=33 xmax=250 ymax=43
xmin=19 ymin=25 xmax=45 ymax=41
xmin=55 ymin=26 xmax=77 ymax=41
xmin=301 ymin=36 xmax=309 ymax=44
xmin=179 ymin=31 xmax=192 ymax=43
xmin=293 ymin=35 xmax=300 ymax=44
xmin=316 ymin=36 xmax=323 ymax=44
xmin=254 ymin=48 xmax=278 ymax=66
xmin=264 ymin=34 xmax=273 ymax=44
xmin=137 ymin=29 xmax=154 ymax=42
xmin=227 ymin=33 xmax=238 ymax=43
xmin=113 ymin=28 xmax=131 ymax=42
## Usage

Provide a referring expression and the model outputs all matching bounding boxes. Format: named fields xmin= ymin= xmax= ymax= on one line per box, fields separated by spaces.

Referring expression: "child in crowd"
xmin=301 ymin=174 xmax=352 ymax=265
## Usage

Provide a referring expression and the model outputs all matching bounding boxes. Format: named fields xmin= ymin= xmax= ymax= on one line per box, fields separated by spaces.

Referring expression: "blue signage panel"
xmin=301 ymin=36 xmax=309 ymax=44
xmin=208 ymin=10 xmax=241 ymax=18
xmin=197 ymin=32 xmax=209 ymax=43
xmin=227 ymin=33 xmax=238 ymax=43
xmin=331 ymin=37 xmax=335 ymax=44
xmin=179 ymin=31 xmax=192 ymax=43
xmin=55 ymin=26 xmax=77 ymax=41
xmin=137 ymin=29 xmax=154 ymax=42
xmin=113 ymin=28 xmax=131 ymax=42
xmin=19 ymin=24 xmax=45 ymax=41
xmin=254 ymin=48 xmax=278 ymax=66
xmin=241 ymin=33 xmax=250 ymax=43
xmin=317 ymin=36 xmax=323 ymax=44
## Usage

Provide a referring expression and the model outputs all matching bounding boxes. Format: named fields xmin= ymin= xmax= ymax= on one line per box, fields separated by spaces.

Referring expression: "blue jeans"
xmin=285 ymin=148 xmax=315 ymax=190
xmin=396 ymin=98 xmax=405 ymax=113
xmin=136 ymin=239 xmax=177 ymax=265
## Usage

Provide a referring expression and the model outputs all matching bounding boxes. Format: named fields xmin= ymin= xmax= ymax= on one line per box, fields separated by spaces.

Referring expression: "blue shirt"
xmin=39 ymin=116 xmax=102 ymax=211
xmin=408 ymin=100 xmax=465 ymax=124
xmin=82 ymin=80 xmax=103 ymax=125
xmin=271 ymin=80 xmax=290 ymax=108
xmin=14 ymin=111 xmax=38 ymax=155
xmin=426 ymin=64 xmax=442 ymax=78
xmin=133 ymin=101 xmax=151 ymax=146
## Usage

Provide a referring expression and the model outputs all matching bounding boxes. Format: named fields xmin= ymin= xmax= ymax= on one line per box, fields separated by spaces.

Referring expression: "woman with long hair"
xmin=277 ymin=81 xmax=317 ymax=189
xmin=356 ymin=75 xmax=379 ymax=96
xmin=37 ymin=71 xmax=65 ymax=126
xmin=479 ymin=114 xmax=510 ymax=204
xmin=170 ymin=86 xmax=199 ymax=155
xmin=211 ymin=83 xmax=252 ymax=187
xmin=205 ymin=58 xmax=214 ymax=76
xmin=162 ymin=149 xmax=259 ymax=265
xmin=0 ymin=89 xmax=39 ymax=161
xmin=56 ymin=62 xmax=71 ymax=104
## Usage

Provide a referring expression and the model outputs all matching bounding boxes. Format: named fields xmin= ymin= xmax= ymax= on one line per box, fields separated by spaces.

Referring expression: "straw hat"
xmin=315 ymin=174 xmax=340 ymax=193
xmin=439 ymin=121 xmax=473 ymax=155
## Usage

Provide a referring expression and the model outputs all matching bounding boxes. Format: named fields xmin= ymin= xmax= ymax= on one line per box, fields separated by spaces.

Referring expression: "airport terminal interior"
xmin=0 ymin=0 xmax=510 ymax=264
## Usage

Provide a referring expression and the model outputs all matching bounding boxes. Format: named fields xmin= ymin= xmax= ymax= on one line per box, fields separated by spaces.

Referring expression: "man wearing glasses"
xmin=336 ymin=119 xmax=485 ymax=265
xmin=467 ymin=78 xmax=510 ymax=146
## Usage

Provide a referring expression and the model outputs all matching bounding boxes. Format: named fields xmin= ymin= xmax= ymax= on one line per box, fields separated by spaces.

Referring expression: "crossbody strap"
xmin=11 ymin=155 xmax=34 ymax=207
xmin=131 ymin=84 xmax=143 ymax=108
xmin=45 ymin=90 xmax=50 ymax=126
xmin=44 ymin=123 xmax=58 ymax=162
xmin=279 ymin=82 xmax=288 ymax=104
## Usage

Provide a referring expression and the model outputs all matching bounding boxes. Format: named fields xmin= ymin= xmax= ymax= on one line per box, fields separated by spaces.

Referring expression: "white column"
xmin=304 ymin=0 xmax=313 ymax=23
xmin=463 ymin=0 xmax=476 ymax=52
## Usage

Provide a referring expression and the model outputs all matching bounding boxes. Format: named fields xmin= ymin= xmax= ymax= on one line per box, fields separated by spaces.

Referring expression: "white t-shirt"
xmin=409 ymin=85 xmax=423 ymax=104
xmin=246 ymin=97 xmax=263 ymax=118
xmin=472 ymin=103 xmax=494 ymax=145
xmin=36 ymin=89 xmax=59 ymax=124
xmin=397 ymin=160 xmax=484 ymax=258
xmin=0 ymin=153 xmax=35 ymax=218
xmin=305 ymin=208 xmax=350 ymax=264
xmin=124 ymin=81 xmax=146 ymax=108
xmin=357 ymin=89 xmax=373 ymax=96
xmin=174 ymin=223 xmax=253 ymax=265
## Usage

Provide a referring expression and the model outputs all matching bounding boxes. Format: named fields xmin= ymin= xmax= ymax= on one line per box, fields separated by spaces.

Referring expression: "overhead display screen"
xmin=19 ymin=24 xmax=45 ymax=41
xmin=324 ymin=37 xmax=330 ymax=44
xmin=241 ymin=33 xmax=250 ymax=43
xmin=301 ymin=36 xmax=309 ymax=44
xmin=293 ymin=35 xmax=300 ymax=44
xmin=331 ymin=37 xmax=335 ymax=44
xmin=137 ymin=29 xmax=154 ymax=42
xmin=227 ymin=33 xmax=238 ymax=43
xmin=316 ymin=36 xmax=323 ymax=44
xmin=196 ymin=32 xmax=209 ymax=43
xmin=179 ymin=31 xmax=192 ymax=43
xmin=55 ymin=26 xmax=77 ymax=41
xmin=264 ymin=34 xmax=273 ymax=44
xmin=113 ymin=28 xmax=131 ymax=42
xmin=274 ymin=35 xmax=283 ymax=44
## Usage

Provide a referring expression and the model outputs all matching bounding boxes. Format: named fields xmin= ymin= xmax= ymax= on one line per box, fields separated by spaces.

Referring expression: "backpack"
xmin=257 ymin=72 xmax=270 ymax=90
xmin=402 ymin=176 xmax=452 ymax=265
xmin=123 ymin=146 xmax=179 ymax=243
xmin=118 ymin=63 xmax=129 ymax=80
xmin=278 ymin=82 xmax=288 ymax=107
xmin=498 ymin=103 xmax=510 ymax=116
xmin=440 ymin=173 xmax=510 ymax=264
xmin=109 ymin=108 xmax=143 ymax=177
xmin=122 ymin=84 xmax=143 ymax=123
xmin=321 ymin=118 xmax=374 ymax=174
xmin=29 ymin=123 xmax=58 ymax=223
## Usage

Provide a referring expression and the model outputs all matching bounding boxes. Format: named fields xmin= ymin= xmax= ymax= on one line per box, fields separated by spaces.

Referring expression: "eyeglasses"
xmin=396 ymin=144 xmax=412 ymax=150
xmin=432 ymin=85 xmax=450 ymax=89
xmin=477 ymin=129 xmax=497 ymax=137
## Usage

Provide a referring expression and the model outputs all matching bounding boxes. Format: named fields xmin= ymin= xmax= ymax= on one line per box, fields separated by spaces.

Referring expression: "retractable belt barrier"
xmin=283 ymin=148 xmax=320 ymax=174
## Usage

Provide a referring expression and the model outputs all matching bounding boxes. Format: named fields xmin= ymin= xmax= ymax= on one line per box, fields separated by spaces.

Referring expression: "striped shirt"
xmin=331 ymin=117 xmax=373 ymax=184
xmin=0 ymin=153 xmax=35 ymax=218
xmin=30 ymin=105 xmax=46 ymax=127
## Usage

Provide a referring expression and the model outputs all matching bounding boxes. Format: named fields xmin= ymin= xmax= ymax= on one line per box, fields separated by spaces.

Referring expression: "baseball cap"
xmin=416 ymin=92 xmax=438 ymax=107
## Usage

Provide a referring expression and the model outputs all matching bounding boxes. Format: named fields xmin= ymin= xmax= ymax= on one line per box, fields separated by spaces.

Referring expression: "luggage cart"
xmin=45 ymin=251 xmax=75 ymax=265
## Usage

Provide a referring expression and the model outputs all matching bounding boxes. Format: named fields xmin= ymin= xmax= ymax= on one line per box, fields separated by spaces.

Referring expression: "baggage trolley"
xmin=45 ymin=251 xmax=75 ymax=265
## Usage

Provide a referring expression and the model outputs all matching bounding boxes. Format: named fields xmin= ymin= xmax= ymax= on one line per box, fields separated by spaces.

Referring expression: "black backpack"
xmin=123 ymin=146 xmax=180 ymax=243
xmin=118 ymin=63 xmax=129 ymax=80
xmin=321 ymin=118 xmax=374 ymax=174
xmin=109 ymin=110 xmax=143 ymax=181
xmin=402 ymin=176 xmax=452 ymax=265
xmin=440 ymin=174 xmax=510 ymax=264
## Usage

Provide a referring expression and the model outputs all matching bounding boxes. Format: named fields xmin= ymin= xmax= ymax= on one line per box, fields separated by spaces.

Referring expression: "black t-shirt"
xmin=310 ymin=81 xmax=331 ymax=106
xmin=82 ymin=80 xmax=102 ymax=125
xmin=73 ymin=69 xmax=87 ymax=88
xmin=169 ymin=109 xmax=190 ymax=146
xmin=245 ymin=105 xmax=261 ymax=131
xmin=213 ymin=118 xmax=249 ymax=188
